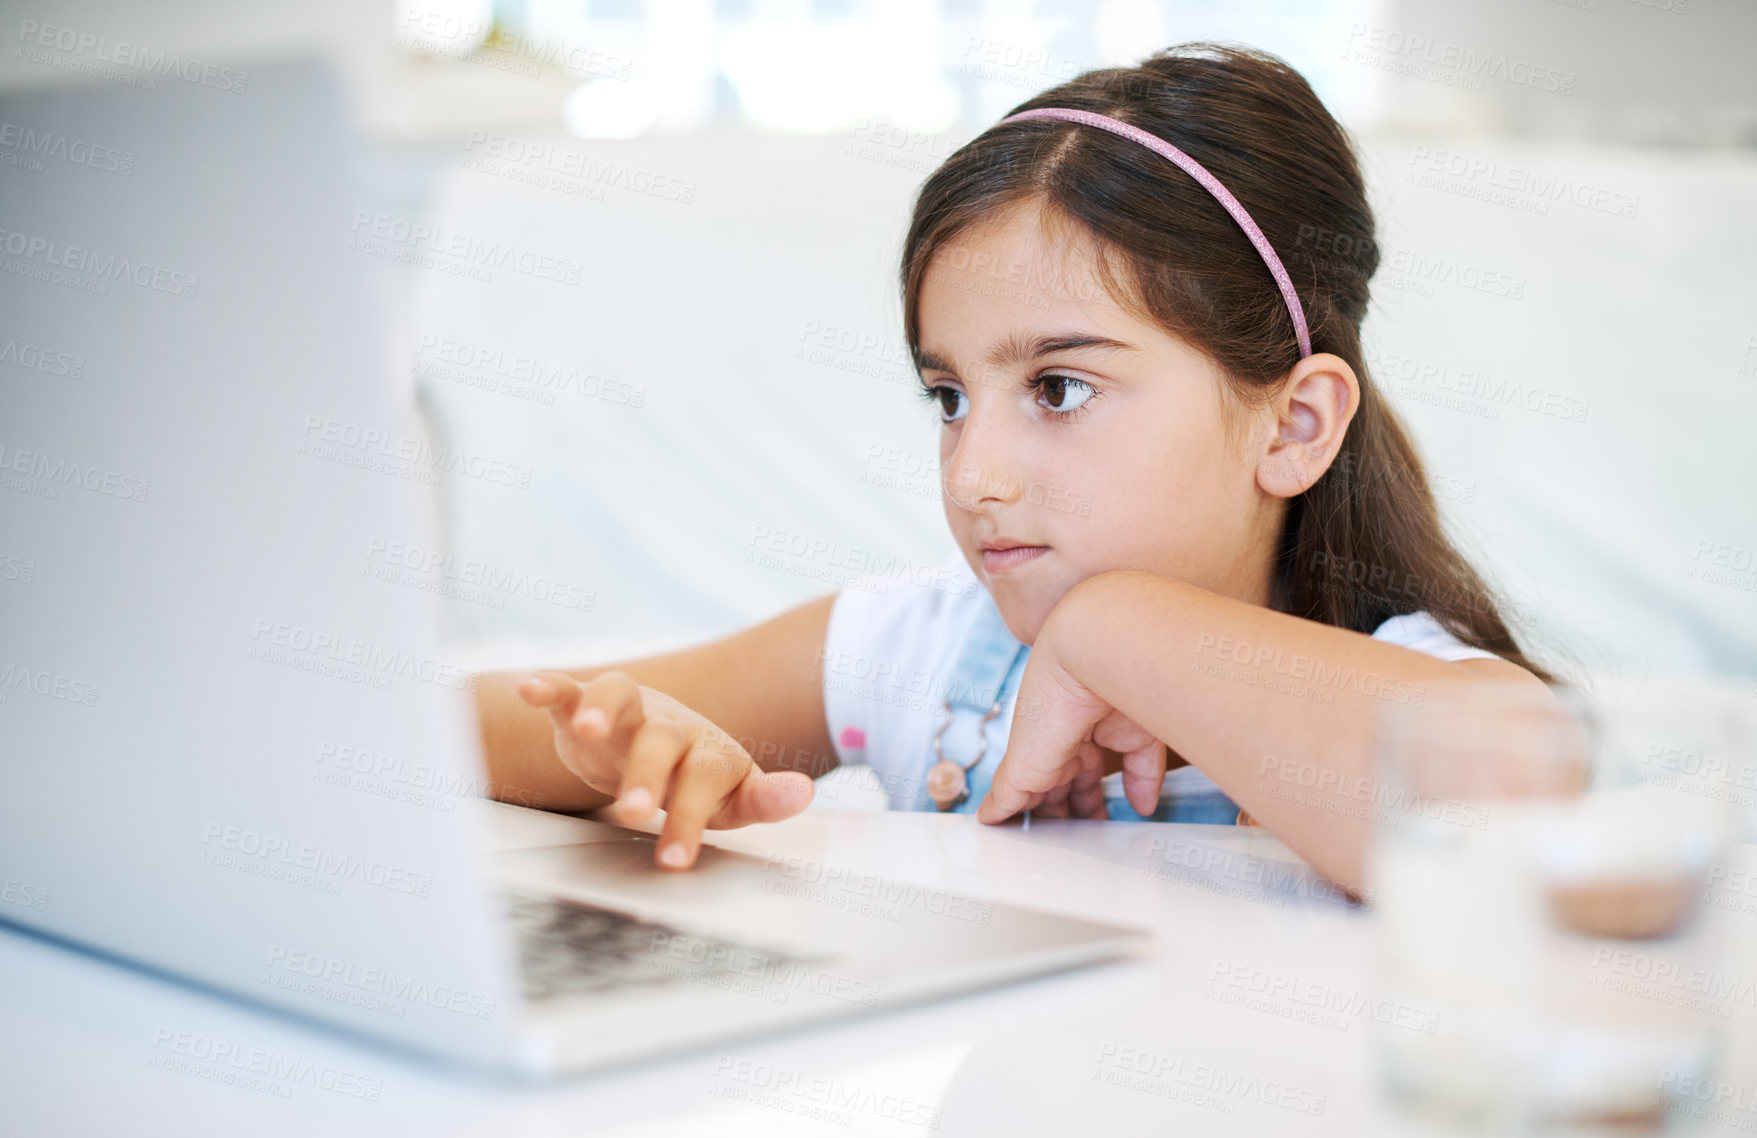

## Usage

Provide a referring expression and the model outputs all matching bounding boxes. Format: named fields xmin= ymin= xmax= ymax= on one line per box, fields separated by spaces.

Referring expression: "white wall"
xmin=6 ymin=0 xmax=1752 ymax=688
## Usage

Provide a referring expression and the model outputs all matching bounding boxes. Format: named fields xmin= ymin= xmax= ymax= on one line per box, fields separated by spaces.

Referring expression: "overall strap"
xmin=946 ymin=589 xmax=1028 ymax=711
xmin=935 ymin=590 xmax=1030 ymax=814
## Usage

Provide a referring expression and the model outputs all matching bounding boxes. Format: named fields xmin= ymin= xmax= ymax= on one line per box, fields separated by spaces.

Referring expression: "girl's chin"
xmin=984 ymin=590 xmax=1053 ymax=647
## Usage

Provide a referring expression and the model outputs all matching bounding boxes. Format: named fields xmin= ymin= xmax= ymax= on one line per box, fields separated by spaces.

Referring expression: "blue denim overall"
xmin=929 ymin=585 xmax=1243 ymax=823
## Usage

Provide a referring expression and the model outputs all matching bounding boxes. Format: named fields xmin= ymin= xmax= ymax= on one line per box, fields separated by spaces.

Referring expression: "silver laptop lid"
xmin=0 ymin=57 xmax=521 ymax=1066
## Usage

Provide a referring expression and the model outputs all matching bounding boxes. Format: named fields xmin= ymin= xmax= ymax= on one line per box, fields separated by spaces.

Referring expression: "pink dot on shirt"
xmin=838 ymin=726 xmax=866 ymax=750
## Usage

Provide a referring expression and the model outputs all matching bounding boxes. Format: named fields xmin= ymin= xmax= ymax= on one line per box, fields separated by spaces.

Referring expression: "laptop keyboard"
xmin=505 ymin=892 xmax=812 ymax=1003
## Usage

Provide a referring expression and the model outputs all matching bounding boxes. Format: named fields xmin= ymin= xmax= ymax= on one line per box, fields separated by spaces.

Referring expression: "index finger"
xmin=975 ymin=675 xmax=1103 ymax=824
xmin=977 ymin=750 xmax=1083 ymax=824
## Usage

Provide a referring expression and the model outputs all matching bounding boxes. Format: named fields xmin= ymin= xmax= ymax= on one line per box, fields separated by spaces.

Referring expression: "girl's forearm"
xmin=1049 ymin=569 xmax=1536 ymax=890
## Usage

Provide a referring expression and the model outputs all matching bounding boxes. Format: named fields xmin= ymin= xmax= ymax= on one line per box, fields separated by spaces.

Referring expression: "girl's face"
xmin=917 ymin=201 xmax=1285 ymax=644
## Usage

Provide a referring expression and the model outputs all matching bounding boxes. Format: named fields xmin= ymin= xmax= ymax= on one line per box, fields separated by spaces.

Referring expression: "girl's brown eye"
xmin=913 ymin=382 xmax=969 ymax=421
xmin=916 ymin=383 xmax=968 ymax=422
xmin=1039 ymin=375 xmax=1096 ymax=414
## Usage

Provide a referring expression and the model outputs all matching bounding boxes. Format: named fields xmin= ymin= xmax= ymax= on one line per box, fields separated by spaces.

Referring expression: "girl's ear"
xmin=1255 ymin=352 xmax=1361 ymax=499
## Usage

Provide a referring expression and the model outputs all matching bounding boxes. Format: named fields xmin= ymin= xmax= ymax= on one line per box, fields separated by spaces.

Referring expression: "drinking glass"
xmin=1369 ymin=681 xmax=1745 ymax=1132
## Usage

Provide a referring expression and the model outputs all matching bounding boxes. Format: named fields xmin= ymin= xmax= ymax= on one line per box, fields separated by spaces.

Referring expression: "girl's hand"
xmin=975 ymin=624 xmax=1167 ymax=824
xmin=518 ymin=670 xmax=814 ymax=870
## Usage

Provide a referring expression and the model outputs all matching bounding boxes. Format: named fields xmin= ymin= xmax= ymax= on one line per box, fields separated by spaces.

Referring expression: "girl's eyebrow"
xmin=915 ymin=333 xmax=1139 ymax=374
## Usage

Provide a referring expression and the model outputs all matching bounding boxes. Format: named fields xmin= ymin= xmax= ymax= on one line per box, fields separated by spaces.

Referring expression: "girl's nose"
xmin=943 ymin=418 xmax=1022 ymax=512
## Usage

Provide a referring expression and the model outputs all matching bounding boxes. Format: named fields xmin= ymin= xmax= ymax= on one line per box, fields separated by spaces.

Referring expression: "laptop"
xmin=0 ymin=55 xmax=1147 ymax=1075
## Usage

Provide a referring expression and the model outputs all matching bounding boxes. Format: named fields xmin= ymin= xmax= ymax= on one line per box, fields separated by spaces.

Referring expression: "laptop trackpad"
xmin=493 ymin=836 xmax=838 ymax=955
xmin=480 ymin=799 xmax=662 ymax=853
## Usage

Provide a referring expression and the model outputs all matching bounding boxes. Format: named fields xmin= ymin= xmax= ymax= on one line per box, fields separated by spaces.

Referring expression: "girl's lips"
xmin=981 ymin=545 xmax=1049 ymax=573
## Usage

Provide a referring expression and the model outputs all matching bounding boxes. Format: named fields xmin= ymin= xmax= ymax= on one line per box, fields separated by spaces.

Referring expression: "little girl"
xmin=474 ymin=43 xmax=1552 ymax=894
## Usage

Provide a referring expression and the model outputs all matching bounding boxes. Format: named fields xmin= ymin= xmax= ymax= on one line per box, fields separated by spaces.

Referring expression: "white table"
xmin=4 ymin=806 xmax=1753 ymax=1136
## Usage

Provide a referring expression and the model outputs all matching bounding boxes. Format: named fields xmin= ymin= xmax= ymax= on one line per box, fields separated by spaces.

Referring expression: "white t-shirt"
xmin=820 ymin=553 xmax=1503 ymax=811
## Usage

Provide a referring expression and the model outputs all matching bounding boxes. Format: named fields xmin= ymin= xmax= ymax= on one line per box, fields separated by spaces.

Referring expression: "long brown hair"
xmin=900 ymin=42 xmax=1551 ymax=681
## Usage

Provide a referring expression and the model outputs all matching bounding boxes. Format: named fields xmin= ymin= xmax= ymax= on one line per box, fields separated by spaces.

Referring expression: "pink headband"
xmin=997 ymin=107 xmax=1313 ymax=360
